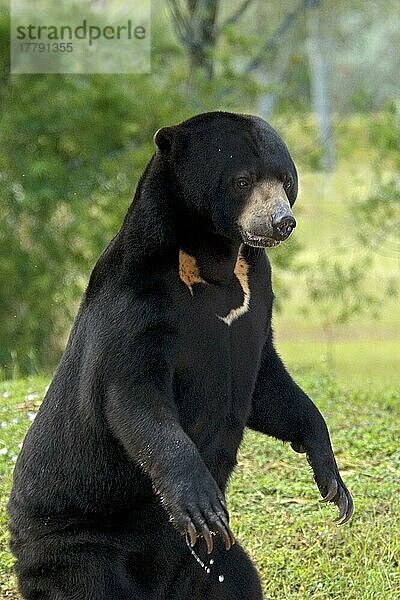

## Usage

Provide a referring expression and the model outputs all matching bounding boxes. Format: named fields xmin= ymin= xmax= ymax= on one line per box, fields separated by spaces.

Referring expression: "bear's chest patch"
xmin=178 ymin=248 xmax=250 ymax=326
xmin=178 ymin=250 xmax=206 ymax=294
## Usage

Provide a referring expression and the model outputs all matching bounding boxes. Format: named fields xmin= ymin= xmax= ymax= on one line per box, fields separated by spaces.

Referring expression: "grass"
xmin=229 ymin=373 xmax=400 ymax=599
xmin=264 ymin=158 xmax=400 ymax=599
xmin=1 ymin=374 xmax=399 ymax=599
xmin=276 ymin=340 xmax=400 ymax=387
xmin=0 ymin=377 xmax=48 ymax=599
xmin=271 ymin=153 xmax=400 ymax=389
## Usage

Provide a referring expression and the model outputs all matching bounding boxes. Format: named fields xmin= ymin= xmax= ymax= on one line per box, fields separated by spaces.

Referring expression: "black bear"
xmin=8 ymin=111 xmax=353 ymax=599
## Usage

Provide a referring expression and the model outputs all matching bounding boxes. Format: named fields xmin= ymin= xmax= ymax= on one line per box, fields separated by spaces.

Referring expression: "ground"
xmin=1 ymin=372 xmax=399 ymax=600
xmin=273 ymin=141 xmax=400 ymax=388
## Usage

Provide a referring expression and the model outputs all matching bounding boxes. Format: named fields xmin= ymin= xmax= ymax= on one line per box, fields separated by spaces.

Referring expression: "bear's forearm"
xmin=248 ymin=337 xmax=332 ymax=451
xmin=105 ymin=379 xmax=209 ymax=486
xmin=105 ymin=378 xmax=234 ymax=547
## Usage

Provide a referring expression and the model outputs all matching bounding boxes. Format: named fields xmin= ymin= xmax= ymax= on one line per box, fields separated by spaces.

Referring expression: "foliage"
xmin=299 ymin=250 xmax=381 ymax=326
xmin=356 ymin=180 xmax=400 ymax=261
xmin=0 ymin=7 xmax=290 ymax=377
xmin=1 ymin=2 xmax=399 ymax=376
xmin=297 ymin=250 xmax=381 ymax=369
xmin=368 ymin=101 xmax=400 ymax=161
xmin=288 ymin=105 xmax=400 ymax=364
xmin=354 ymin=104 xmax=400 ymax=297
xmin=0 ymin=72 xmax=159 ymax=375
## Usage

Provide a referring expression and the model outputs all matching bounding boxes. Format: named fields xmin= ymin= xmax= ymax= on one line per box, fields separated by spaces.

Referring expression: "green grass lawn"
xmin=271 ymin=154 xmax=400 ymax=390
xmin=272 ymin=148 xmax=400 ymax=335
xmin=1 ymin=374 xmax=399 ymax=599
xmin=276 ymin=339 xmax=400 ymax=387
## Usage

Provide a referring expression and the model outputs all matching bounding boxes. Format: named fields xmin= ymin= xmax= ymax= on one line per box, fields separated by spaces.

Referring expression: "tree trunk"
xmin=306 ymin=0 xmax=335 ymax=171
xmin=187 ymin=0 xmax=219 ymax=79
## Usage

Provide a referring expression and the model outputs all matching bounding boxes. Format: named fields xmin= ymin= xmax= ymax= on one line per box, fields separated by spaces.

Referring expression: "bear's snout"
xmin=237 ymin=180 xmax=296 ymax=248
xmin=271 ymin=213 xmax=296 ymax=241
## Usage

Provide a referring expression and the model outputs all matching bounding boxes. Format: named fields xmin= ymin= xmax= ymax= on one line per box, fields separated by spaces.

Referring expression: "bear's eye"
xmin=236 ymin=177 xmax=250 ymax=189
xmin=284 ymin=177 xmax=293 ymax=190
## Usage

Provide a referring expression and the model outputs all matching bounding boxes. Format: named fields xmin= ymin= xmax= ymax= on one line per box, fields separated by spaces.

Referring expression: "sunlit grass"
xmin=276 ymin=339 xmax=400 ymax=387
xmin=229 ymin=372 xmax=400 ymax=600
xmin=1 ymin=375 xmax=399 ymax=599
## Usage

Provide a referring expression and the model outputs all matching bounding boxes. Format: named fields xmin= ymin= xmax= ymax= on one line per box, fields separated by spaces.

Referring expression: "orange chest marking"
xmin=178 ymin=247 xmax=251 ymax=325
xmin=178 ymin=250 xmax=207 ymax=295
xmin=220 ymin=252 xmax=250 ymax=325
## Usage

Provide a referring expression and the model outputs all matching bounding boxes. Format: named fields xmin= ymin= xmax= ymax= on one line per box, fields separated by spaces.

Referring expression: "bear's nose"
xmin=272 ymin=215 xmax=297 ymax=240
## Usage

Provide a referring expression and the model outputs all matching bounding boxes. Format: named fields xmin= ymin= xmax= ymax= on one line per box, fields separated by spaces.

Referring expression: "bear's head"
xmin=154 ymin=111 xmax=297 ymax=249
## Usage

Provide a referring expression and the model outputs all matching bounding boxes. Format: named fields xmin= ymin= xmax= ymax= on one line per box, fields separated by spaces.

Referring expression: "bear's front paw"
xmin=318 ymin=474 xmax=354 ymax=525
xmin=157 ymin=476 xmax=235 ymax=554
xmin=308 ymin=453 xmax=354 ymax=525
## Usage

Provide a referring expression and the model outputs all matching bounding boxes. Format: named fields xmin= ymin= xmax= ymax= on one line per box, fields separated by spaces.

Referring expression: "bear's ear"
xmin=154 ymin=126 xmax=177 ymax=157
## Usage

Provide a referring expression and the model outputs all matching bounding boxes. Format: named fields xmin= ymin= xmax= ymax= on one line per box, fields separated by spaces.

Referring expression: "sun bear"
xmin=8 ymin=111 xmax=353 ymax=599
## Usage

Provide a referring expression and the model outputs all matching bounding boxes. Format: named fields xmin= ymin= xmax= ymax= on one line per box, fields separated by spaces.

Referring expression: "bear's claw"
xmin=320 ymin=479 xmax=338 ymax=503
xmin=187 ymin=509 xmax=235 ymax=553
xmin=168 ymin=478 xmax=235 ymax=554
xmin=320 ymin=477 xmax=354 ymax=525
xmin=334 ymin=485 xmax=353 ymax=525
xmin=187 ymin=522 xmax=198 ymax=548
xmin=306 ymin=449 xmax=354 ymax=525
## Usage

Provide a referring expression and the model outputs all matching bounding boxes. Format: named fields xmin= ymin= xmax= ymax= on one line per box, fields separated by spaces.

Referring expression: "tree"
xmin=167 ymin=0 xmax=256 ymax=80
xmin=167 ymin=0 xmax=219 ymax=79
xmin=305 ymin=0 xmax=334 ymax=171
xmin=300 ymin=253 xmax=379 ymax=371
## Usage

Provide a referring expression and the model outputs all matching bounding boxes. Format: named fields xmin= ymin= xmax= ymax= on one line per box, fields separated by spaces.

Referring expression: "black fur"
xmin=8 ymin=112 xmax=352 ymax=599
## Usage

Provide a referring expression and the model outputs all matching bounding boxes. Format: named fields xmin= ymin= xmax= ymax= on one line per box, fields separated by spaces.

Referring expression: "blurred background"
xmin=0 ymin=0 xmax=399 ymax=384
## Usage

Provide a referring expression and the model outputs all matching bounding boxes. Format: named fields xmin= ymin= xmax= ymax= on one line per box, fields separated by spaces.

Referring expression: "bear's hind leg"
xmin=169 ymin=541 xmax=263 ymax=600
xmin=203 ymin=543 xmax=263 ymax=600
xmin=16 ymin=544 xmax=147 ymax=600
